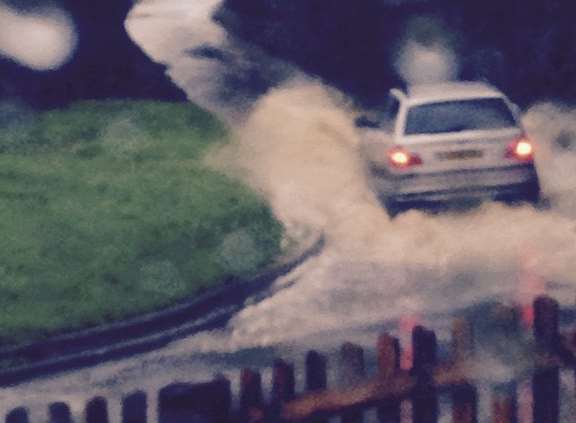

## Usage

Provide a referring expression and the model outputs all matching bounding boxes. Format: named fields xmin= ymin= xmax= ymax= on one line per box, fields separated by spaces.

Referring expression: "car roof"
xmin=394 ymin=81 xmax=506 ymax=105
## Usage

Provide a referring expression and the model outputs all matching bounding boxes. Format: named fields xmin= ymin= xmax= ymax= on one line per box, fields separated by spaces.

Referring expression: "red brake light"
xmin=506 ymin=137 xmax=534 ymax=161
xmin=387 ymin=147 xmax=422 ymax=168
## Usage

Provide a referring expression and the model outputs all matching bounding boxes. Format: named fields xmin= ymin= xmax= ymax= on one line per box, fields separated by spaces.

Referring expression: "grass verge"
xmin=0 ymin=100 xmax=283 ymax=345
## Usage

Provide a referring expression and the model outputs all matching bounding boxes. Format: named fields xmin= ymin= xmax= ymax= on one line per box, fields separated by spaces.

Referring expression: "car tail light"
xmin=505 ymin=137 xmax=534 ymax=161
xmin=387 ymin=146 xmax=422 ymax=168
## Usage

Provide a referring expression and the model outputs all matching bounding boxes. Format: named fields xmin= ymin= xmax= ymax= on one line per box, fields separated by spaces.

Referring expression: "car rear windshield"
xmin=404 ymin=98 xmax=517 ymax=135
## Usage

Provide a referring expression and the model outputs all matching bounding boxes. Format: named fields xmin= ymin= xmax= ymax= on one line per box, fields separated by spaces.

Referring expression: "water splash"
xmin=195 ymin=80 xmax=576 ymax=352
xmin=394 ymin=16 xmax=460 ymax=84
xmin=0 ymin=2 xmax=77 ymax=70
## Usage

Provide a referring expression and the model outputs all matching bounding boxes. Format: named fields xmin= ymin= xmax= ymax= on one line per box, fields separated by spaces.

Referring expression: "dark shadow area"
xmin=217 ymin=0 xmax=576 ymax=108
xmin=0 ymin=0 xmax=186 ymax=109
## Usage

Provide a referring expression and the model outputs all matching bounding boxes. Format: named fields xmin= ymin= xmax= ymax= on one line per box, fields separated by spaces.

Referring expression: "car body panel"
xmin=387 ymin=128 xmax=524 ymax=174
xmin=403 ymin=82 xmax=509 ymax=105
xmin=369 ymin=164 xmax=538 ymax=201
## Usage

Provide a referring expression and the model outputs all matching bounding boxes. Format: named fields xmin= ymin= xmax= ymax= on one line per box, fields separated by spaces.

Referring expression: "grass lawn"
xmin=0 ymin=100 xmax=283 ymax=345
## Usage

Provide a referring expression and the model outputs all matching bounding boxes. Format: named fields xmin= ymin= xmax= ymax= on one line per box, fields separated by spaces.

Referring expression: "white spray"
xmin=0 ymin=2 xmax=77 ymax=70
xmin=394 ymin=16 xmax=460 ymax=84
xmin=127 ymin=1 xmax=576 ymax=351
xmin=523 ymin=103 xmax=576 ymax=216
xmin=126 ymin=0 xmax=295 ymax=123
xmin=196 ymin=79 xmax=576 ymax=351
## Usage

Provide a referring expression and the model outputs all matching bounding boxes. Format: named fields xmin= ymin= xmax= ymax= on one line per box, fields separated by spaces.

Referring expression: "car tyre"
xmin=522 ymin=180 xmax=543 ymax=207
xmin=383 ymin=198 xmax=405 ymax=218
xmin=501 ymin=180 xmax=542 ymax=208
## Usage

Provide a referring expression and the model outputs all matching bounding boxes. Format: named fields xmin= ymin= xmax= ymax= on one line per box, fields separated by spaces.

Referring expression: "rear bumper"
xmin=370 ymin=164 xmax=540 ymax=204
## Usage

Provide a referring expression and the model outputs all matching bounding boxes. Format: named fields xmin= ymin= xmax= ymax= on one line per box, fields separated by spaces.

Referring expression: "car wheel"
xmin=383 ymin=198 xmax=404 ymax=218
xmin=502 ymin=181 xmax=542 ymax=208
xmin=528 ymin=188 xmax=552 ymax=211
xmin=527 ymin=179 xmax=541 ymax=198
xmin=522 ymin=180 xmax=543 ymax=206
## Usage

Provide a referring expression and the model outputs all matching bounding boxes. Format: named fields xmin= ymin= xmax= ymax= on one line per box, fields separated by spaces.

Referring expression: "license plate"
xmin=437 ymin=149 xmax=483 ymax=160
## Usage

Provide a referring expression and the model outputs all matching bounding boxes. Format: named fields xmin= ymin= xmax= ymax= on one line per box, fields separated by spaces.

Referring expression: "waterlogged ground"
xmin=2 ymin=1 xmax=576 ymax=421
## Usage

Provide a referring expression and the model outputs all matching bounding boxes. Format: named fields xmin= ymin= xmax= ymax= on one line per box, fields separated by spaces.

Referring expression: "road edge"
xmin=0 ymin=232 xmax=324 ymax=387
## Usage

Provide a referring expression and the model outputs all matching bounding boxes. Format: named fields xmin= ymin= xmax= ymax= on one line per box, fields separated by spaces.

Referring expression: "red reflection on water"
xmin=517 ymin=248 xmax=546 ymax=328
xmin=398 ymin=314 xmax=420 ymax=370
xmin=519 ymin=379 xmax=533 ymax=423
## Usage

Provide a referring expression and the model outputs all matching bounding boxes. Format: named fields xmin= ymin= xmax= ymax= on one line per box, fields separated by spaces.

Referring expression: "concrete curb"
xmin=0 ymin=234 xmax=324 ymax=387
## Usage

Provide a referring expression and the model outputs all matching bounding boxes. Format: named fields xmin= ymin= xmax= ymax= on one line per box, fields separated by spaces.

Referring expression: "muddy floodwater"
xmin=2 ymin=1 xmax=576 ymax=421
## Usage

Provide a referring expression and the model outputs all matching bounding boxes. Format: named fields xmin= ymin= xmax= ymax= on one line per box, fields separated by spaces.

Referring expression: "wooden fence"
xmin=4 ymin=295 xmax=576 ymax=423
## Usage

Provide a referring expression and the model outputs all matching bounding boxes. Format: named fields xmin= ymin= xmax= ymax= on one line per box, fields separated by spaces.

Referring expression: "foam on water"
xmin=197 ymin=81 xmax=576 ymax=352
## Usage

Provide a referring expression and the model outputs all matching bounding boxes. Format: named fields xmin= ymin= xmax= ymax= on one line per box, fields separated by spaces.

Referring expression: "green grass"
xmin=0 ymin=100 xmax=283 ymax=345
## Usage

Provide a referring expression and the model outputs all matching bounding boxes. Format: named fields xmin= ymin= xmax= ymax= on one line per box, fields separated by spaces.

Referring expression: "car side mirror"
xmin=355 ymin=115 xmax=380 ymax=128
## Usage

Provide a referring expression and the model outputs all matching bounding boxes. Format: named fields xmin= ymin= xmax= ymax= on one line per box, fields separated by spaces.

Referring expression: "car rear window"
xmin=404 ymin=98 xmax=517 ymax=135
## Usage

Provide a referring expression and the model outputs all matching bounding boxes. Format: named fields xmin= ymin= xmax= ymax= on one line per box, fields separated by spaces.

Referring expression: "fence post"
xmin=272 ymin=359 xmax=296 ymax=404
xmin=85 ymin=397 xmax=109 ymax=423
xmin=158 ymin=379 xmax=231 ymax=423
xmin=452 ymin=386 xmax=477 ymax=423
xmin=411 ymin=326 xmax=438 ymax=423
xmin=452 ymin=319 xmax=474 ymax=363
xmin=214 ymin=375 xmax=232 ymax=423
xmin=533 ymin=296 xmax=559 ymax=347
xmin=451 ymin=319 xmax=477 ymax=423
xmin=377 ymin=334 xmax=401 ymax=423
xmin=339 ymin=342 xmax=365 ymax=423
xmin=48 ymin=402 xmax=72 ymax=423
xmin=532 ymin=296 xmax=559 ymax=423
xmin=122 ymin=391 xmax=147 ymax=423
xmin=306 ymin=350 xmax=328 ymax=423
xmin=492 ymin=384 xmax=517 ymax=423
xmin=239 ymin=369 xmax=263 ymax=423
xmin=158 ymin=383 xmax=193 ymax=423
xmin=5 ymin=408 xmax=29 ymax=423
xmin=486 ymin=304 xmax=521 ymax=423
xmin=269 ymin=359 xmax=295 ymax=423
xmin=306 ymin=351 xmax=327 ymax=392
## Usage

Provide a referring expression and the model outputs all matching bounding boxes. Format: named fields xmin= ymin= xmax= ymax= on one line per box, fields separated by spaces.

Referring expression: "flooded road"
xmin=2 ymin=1 xmax=576 ymax=421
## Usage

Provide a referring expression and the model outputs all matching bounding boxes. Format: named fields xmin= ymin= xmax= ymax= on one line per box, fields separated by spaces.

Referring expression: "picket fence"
xmin=4 ymin=295 xmax=575 ymax=423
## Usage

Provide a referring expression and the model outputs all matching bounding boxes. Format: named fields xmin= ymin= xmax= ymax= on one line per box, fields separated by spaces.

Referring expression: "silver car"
xmin=356 ymin=81 xmax=540 ymax=216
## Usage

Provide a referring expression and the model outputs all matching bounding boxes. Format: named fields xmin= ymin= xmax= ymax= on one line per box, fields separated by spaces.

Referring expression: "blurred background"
xmin=1 ymin=0 xmax=576 ymax=111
